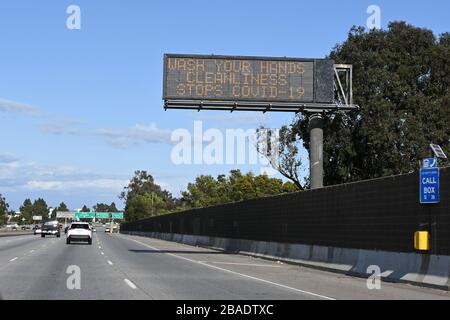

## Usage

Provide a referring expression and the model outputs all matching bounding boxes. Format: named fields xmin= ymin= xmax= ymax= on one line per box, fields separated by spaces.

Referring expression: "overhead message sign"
xmin=163 ymin=54 xmax=334 ymax=108
xmin=420 ymin=168 xmax=440 ymax=204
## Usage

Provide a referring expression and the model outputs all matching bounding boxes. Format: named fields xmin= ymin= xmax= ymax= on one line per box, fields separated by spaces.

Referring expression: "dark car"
xmin=41 ymin=221 xmax=61 ymax=238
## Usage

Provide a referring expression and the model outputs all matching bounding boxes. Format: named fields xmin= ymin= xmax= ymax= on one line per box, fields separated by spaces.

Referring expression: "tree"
xmin=121 ymin=171 xmax=177 ymax=222
xmin=0 ymin=194 xmax=9 ymax=226
xmin=0 ymin=194 xmax=9 ymax=215
xmin=109 ymin=202 xmax=118 ymax=212
xmin=181 ymin=169 xmax=300 ymax=209
xmin=93 ymin=203 xmax=110 ymax=213
xmin=51 ymin=202 xmax=69 ymax=219
xmin=20 ymin=199 xmax=33 ymax=224
xmin=80 ymin=205 xmax=90 ymax=212
xmin=286 ymin=22 xmax=450 ymax=186
xmin=94 ymin=202 xmax=119 ymax=213
xmin=125 ymin=194 xmax=154 ymax=222
xmin=32 ymin=198 xmax=49 ymax=221
xmin=256 ymin=127 xmax=308 ymax=190
xmin=57 ymin=202 xmax=69 ymax=211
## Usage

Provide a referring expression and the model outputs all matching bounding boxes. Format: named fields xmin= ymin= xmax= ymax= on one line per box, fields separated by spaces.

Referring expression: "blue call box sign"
xmin=422 ymin=158 xmax=437 ymax=169
xmin=420 ymin=168 xmax=440 ymax=203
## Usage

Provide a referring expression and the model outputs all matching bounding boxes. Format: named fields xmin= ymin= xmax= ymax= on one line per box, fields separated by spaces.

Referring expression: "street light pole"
xmin=308 ymin=113 xmax=324 ymax=189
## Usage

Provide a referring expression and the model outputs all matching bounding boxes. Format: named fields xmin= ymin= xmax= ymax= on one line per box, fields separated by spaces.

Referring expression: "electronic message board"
xmin=163 ymin=54 xmax=335 ymax=108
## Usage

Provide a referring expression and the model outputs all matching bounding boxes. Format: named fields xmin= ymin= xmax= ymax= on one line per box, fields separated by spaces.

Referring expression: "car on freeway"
xmin=41 ymin=221 xmax=61 ymax=238
xmin=105 ymin=224 xmax=119 ymax=233
xmin=66 ymin=222 xmax=92 ymax=245
xmin=34 ymin=225 xmax=42 ymax=235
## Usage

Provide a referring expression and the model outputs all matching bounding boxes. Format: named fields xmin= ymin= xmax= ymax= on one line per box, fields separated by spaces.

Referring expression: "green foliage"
xmin=291 ymin=22 xmax=450 ymax=185
xmin=181 ymin=169 xmax=299 ymax=209
xmin=57 ymin=202 xmax=69 ymax=212
xmin=0 ymin=214 xmax=7 ymax=227
xmin=80 ymin=205 xmax=90 ymax=212
xmin=122 ymin=171 xmax=177 ymax=222
xmin=20 ymin=199 xmax=33 ymax=224
xmin=0 ymin=195 xmax=8 ymax=226
xmin=32 ymin=198 xmax=49 ymax=221
xmin=93 ymin=202 xmax=119 ymax=213
xmin=0 ymin=194 xmax=9 ymax=215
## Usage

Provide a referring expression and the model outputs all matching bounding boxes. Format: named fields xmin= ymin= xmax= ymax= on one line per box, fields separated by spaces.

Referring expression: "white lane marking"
xmin=30 ymin=250 xmax=35 ymax=253
xmin=9 ymin=257 xmax=18 ymax=262
xmin=42 ymin=244 xmax=46 ymax=248
xmin=202 ymin=261 xmax=282 ymax=268
xmin=126 ymin=236 xmax=335 ymax=300
xmin=107 ymin=260 xmax=113 ymax=265
xmin=124 ymin=279 xmax=137 ymax=289
xmin=101 ymin=252 xmax=105 ymax=255
xmin=99 ymin=246 xmax=102 ymax=249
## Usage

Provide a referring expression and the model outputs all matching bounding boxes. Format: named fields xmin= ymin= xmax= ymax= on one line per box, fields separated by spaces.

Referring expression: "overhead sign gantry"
xmin=163 ymin=54 xmax=359 ymax=189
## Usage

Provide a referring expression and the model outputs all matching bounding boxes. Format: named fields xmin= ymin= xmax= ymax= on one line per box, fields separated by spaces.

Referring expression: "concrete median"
xmin=0 ymin=231 xmax=34 ymax=238
xmin=121 ymin=230 xmax=450 ymax=290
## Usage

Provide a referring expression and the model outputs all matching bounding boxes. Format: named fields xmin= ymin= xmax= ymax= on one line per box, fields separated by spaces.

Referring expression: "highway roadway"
xmin=0 ymin=230 xmax=449 ymax=300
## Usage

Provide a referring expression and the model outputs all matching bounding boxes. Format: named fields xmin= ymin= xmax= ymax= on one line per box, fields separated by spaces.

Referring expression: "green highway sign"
xmin=75 ymin=212 xmax=95 ymax=219
xmin=95 ymin=212 xmax=110 ymax=219
xmin=111 ymin=212 xmax=124 ymax=220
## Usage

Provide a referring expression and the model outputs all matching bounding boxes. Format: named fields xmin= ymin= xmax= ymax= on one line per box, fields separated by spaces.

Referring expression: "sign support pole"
xmin=309 ymin=113 xmax=324 ymax=189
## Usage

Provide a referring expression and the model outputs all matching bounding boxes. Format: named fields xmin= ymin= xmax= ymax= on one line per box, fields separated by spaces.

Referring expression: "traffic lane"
xmin=116 ymin=234 xmax=450 ymax=300
xmin=98 ymin=232 xmax=327 ymax=300
xmin=0 ymin=234 xmax=49 ymax=267
xmin=0 ymin=233 xmax=148 ymax=300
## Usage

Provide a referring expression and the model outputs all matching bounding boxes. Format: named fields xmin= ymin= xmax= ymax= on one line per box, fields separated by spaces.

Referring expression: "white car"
xmin=66 ymin=222 xmax=92 ymax=245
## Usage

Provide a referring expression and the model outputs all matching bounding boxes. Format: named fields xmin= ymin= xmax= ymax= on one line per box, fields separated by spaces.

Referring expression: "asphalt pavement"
xmin=0 ymin=230 xmax=449 ymax=300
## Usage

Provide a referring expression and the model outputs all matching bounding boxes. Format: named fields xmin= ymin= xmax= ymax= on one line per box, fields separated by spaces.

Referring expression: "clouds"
xmin=94 ymin=122 xmax=173 ymax=148
xmin=0 ymin=98 xmax=39 ymax=114
xmin=0 ymin=153 xmax=18 ymax=164
xmin=0 ymin=157 xmax=126 ymax=194
xmin=25 ymin=178 xmax=129 ymax=191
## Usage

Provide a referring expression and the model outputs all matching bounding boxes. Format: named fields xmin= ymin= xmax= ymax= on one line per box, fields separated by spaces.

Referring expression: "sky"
xmin=0 ymin=0 xmax=448 ymax=211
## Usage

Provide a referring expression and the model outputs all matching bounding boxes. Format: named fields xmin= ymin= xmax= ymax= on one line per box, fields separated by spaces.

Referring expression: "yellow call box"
xmin=414 ymin=231 xmax=430 ymax=251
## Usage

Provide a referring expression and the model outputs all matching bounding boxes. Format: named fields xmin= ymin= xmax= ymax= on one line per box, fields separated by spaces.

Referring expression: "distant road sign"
xmin=111 ymin=212 xmax=124 ymax=220
xmin=422 ymin=158 xmax=438 ymax=169
xmin=56 ymin=212 xmax=75 ymax=219
xmin=420 ymin=167 xmax=440 ymax=204
xmin=32 ymin=216 xmax=42 ymax=221
xmin=95 ymin=212 xmax=110 ymax=219
xmin=75 ymin=212 xmax=95 ymax=219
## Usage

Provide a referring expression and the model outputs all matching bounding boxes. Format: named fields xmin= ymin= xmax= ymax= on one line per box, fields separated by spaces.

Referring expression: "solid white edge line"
xmin=206 ymin=261 xmax=282 ymax=267
xmin=124 ymin=278 xmax=137 ymax=289
xmin=125 ymin=236 xmax=335 ymax=300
